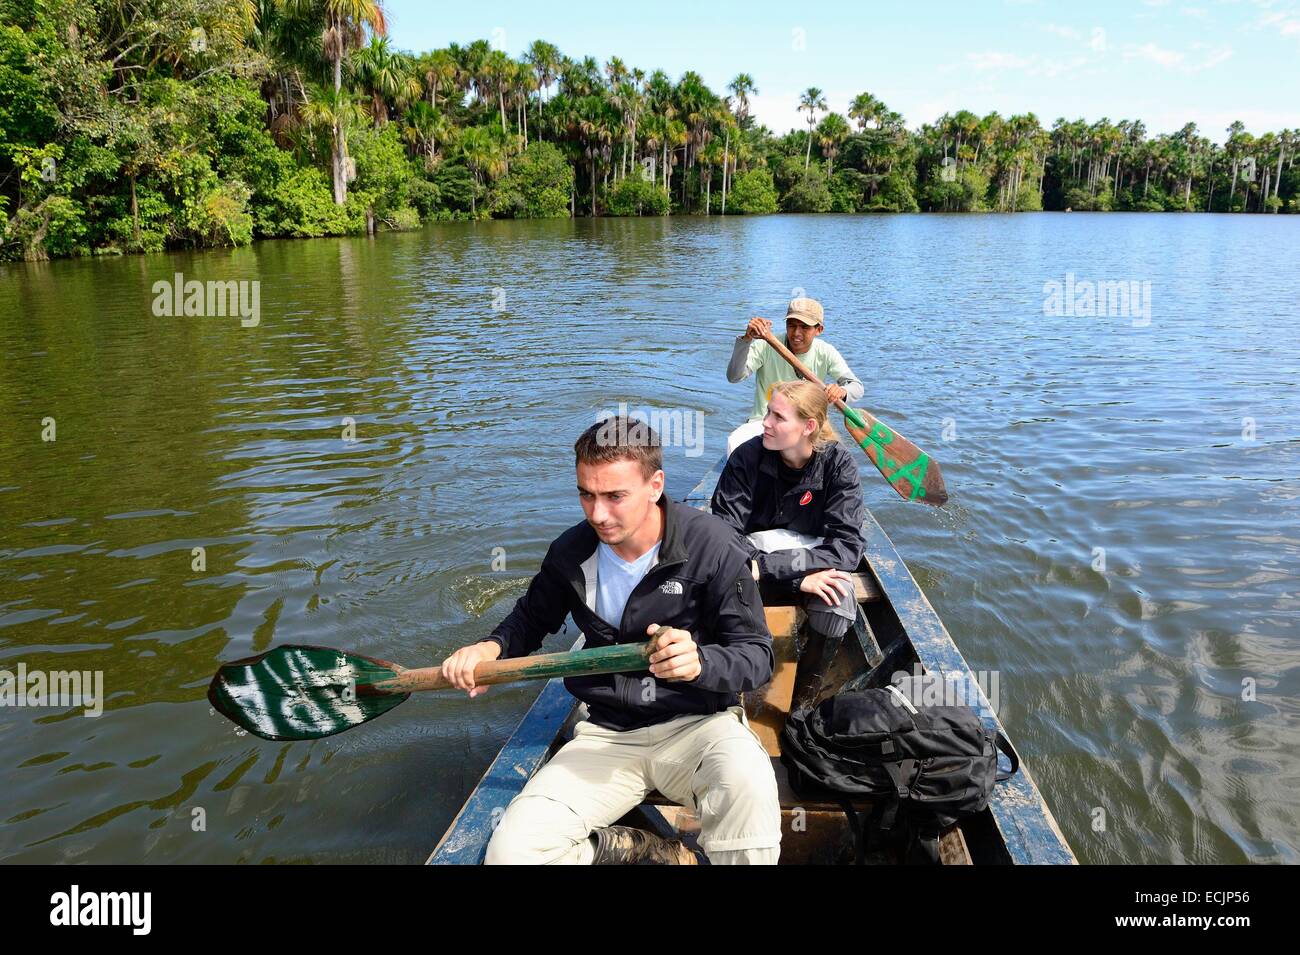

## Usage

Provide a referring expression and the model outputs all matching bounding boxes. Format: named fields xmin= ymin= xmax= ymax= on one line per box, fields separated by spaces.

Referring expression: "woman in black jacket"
xmin=710 ymin=380 xmax=866 ymax=705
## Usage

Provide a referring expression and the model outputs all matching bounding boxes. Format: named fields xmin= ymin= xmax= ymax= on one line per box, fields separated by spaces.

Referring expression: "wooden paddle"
xmin=758 ymin=327 xmax=949 ymax=505
xmin=209 ymin=638 xmax=658 ymax=741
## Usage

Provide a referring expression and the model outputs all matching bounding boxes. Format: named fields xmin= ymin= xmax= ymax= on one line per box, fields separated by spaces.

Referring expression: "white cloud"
xmin=1043 ymin=24 xmax=1081 ymax=40
xmin=966 ymin=51 xmax=1036 ymax=71
xmin=1124 ymin=41 xmax=1186 ymax=67
xmin=1259 ymin=11 xmax=1300 ymax=37
xmin=1120 ymin=41 xmax=1233 ymax=72
xmin=1192 ymin=46 xmax=1234 ymax=70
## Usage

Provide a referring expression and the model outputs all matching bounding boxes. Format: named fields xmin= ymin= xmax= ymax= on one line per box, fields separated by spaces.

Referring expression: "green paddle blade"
xmin=208 ymin=645 xmax=410 ymax=741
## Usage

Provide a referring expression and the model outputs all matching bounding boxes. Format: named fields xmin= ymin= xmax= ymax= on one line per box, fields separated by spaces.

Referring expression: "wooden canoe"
xmin=429 ymin=454 xmax=1076 ymax=865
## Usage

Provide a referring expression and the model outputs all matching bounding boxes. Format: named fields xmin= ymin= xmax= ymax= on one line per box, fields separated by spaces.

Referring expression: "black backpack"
xmin=780 ymin=680 xmax=1019 ymax=864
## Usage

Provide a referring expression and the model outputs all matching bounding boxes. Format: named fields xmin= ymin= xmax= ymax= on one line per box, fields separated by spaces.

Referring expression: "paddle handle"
xmin=377 ymin=640 xmax=655 ymax=693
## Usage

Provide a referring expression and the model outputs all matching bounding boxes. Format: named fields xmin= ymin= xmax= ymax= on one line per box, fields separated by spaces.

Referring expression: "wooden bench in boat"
xmin=632 ymin=571 xmax=973 ymax=865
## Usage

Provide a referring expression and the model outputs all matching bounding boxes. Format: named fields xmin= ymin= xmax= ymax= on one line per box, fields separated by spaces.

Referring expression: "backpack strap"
xmin=994 ymin=731 xmax=1020 ymax=782
xmin=877 ymin=757 xmax=918 ymax=829
xmin=834 ymin=796 xmax=869 ymax=866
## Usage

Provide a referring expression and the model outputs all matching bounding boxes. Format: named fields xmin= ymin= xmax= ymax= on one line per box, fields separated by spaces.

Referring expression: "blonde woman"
xmin=710 ymin=380 xmax=866 ymax=707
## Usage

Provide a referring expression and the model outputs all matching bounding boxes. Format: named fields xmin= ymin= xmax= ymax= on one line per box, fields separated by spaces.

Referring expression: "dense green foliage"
xmin=491 ymin=141 xmax=573 ymax=218
xmin=607 ymin=172 xmax=669 ymax=216
xmin=1 ymin=1 xmax=1295 ymax=261
xmin=726 ymin=169 xmax=779 ymax=215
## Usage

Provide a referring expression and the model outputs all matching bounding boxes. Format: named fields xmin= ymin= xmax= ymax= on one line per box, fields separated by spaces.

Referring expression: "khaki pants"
xmin=484 ymin=705 xmax=782 ymax=865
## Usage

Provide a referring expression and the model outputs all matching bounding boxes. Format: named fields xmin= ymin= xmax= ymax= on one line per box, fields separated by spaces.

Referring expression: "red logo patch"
xmin=799 ymin=491 xmax=813 ymax=506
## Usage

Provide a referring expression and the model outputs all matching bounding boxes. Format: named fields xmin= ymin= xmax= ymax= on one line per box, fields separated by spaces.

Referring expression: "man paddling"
xmin=440 ymin=416 xmax=781 ymax=865
xmin=726 ymin=297 xmax=863 ymax=455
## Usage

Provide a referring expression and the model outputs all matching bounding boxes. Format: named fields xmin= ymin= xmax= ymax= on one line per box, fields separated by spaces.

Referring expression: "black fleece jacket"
xmin=709 ymin=436 xmax=866 ymax=597
xmin=483 ymin=497 xmax=774 ymax=731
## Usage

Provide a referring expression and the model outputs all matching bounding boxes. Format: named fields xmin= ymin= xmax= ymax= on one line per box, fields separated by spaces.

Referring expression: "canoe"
xmin=429 ymin=453 xmax=1076 ymax=864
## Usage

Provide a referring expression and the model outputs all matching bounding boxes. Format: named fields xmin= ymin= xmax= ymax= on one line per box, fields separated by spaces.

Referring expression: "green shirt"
xmin=729 ymin=336 xmax=863 ymax=422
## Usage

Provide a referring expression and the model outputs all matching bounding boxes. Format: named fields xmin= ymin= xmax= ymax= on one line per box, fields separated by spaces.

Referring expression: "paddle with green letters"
xmin=208 ymin=638 xmax=657 ymax=741
xmin=758 ymin=327 xmax=949 ymax=506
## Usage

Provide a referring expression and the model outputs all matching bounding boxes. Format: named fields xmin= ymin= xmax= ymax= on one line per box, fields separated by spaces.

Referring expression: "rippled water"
xmin=1 ymin=213 xmax=1297 ymax=863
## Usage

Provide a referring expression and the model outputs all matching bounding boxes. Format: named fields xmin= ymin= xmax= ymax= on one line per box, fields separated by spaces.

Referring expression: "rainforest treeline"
xmin=2 ymin=0 xmax=1295 ymax=261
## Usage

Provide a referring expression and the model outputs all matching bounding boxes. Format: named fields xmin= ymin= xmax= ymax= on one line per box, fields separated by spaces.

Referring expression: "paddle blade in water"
xmin=208 ymin=645 xmax=410 ymax=741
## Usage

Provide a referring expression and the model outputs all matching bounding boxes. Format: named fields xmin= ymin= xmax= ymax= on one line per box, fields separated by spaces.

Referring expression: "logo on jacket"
xmin=799 ymin=491 xmax=813 ymax=506
xmin=659 ymin=580 xmax=683 ymax=595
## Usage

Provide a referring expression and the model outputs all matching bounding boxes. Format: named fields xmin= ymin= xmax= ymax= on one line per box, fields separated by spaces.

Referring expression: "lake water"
xmin=1 ymin=213 xmax=1297 ymax=863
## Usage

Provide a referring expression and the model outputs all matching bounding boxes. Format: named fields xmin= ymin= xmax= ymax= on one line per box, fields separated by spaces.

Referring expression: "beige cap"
xmin=785 ymin=297 xmax=824 ymax=326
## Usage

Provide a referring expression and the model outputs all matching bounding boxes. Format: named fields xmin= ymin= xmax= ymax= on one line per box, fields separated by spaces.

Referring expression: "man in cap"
xmin=725 ymin=297 xmax=864 ymax=454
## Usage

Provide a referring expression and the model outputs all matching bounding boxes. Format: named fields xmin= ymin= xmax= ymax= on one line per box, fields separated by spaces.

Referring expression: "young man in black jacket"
xmin=440 ymin=415 xmax=781 ymax=864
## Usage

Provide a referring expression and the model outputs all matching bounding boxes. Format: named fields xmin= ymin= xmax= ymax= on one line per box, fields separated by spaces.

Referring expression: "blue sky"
xmin=382 ymin=0 xmax=1298 ymax=142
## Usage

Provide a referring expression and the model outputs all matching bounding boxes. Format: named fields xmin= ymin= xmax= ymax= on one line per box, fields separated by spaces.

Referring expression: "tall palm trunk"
xmin=130 ymin=172 xmax=139 ymax=243
xmin=721 ymin=128 xmax=730 ymax=214
xmin=331 ymin=47 xmax=347 ymax=206
xmin=1273 ymin=145 xmax=1286 ymax=211
xmin=332 ymin=124 xmax=347 ymax=205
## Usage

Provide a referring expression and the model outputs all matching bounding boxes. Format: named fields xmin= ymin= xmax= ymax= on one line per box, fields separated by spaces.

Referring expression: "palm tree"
xmin=402 ymin=100 xmax=450 ymax=168
xmin=481 ymin=48 xmax=514 ymax=135
xmin=798 ymin=87 xmax=827 ymax=170
xmin=576 ymin=94 xmax=615 ymax=215
xmin=717 ymin=108 xmax=738 ymax=213
xmin=299 ymin=81 xmax=366 ymax=199
xmin=848 ymin=92 xmax=882 ymax=132
xmin=252 ymin=0 xmax=324 ymax=136
xmin=662 ymin=116 xmax=687 ymax=201
xmin=700 ymin=139 xmax=723 ymax=213
xmin=1273 ymin=129 xmax=1292 ymax=211
xmin=419 ymin=48 xmax=458 ymax=111
xmin=288 ymin=0 xmax=389 ymax=204
xmin=674 ymin=71 xmax=715 ymax=208
xmin=728 ymin=73 xmax=757 ymax=127
xmin=817 ymin=112 xmax=850 ymax=176
xmin=351 ymin=36 xmax=419 ymax=128
xmin=524 ymin=40 xmax=561 ymax=141
xmin=459 ymin=125 xmax=508 ymax=215
xmin=1226 ymin=120 xmax=1247 ymax=209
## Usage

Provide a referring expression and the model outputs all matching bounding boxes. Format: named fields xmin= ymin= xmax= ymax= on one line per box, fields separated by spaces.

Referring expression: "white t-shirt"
xmin=595 ymin=541 xmax=661 ymax=627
